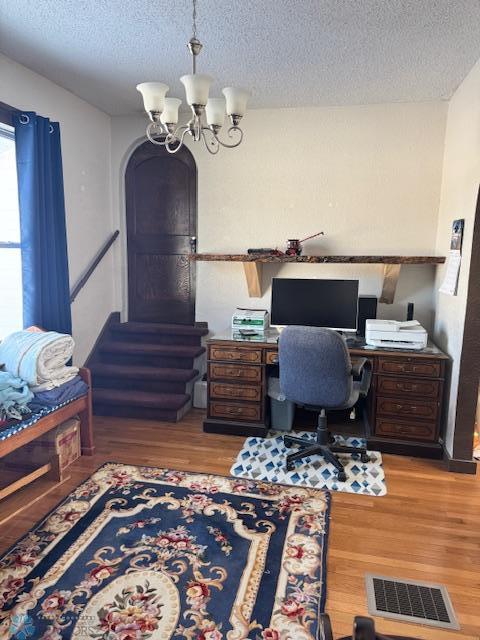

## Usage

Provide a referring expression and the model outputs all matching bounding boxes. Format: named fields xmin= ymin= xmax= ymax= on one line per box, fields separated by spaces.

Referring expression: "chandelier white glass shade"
xmin=136 ymin=82 xmax=169 ymax=114
xmin=180 ymin=74 xmax=213 ymax=107
xmin=136 ymin=0 xmax=250 ymax=155
xmin=160 ymin=98 xmax=181 ymax=126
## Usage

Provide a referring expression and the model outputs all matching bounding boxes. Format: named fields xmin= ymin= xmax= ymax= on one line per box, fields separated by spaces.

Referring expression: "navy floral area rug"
xmin=0 ymin=463 xmax=330 ymax=640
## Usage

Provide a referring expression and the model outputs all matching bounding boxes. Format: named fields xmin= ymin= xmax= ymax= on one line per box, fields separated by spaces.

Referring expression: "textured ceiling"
xmin=1 ymin=0 xmax=480 ymax=116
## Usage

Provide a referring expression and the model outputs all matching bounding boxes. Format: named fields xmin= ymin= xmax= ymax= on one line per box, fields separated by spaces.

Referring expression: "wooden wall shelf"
xmin=190 ymin=254 xmax=445 ymax=303
xmin=191 ymin=254 xmax=445 ymax=265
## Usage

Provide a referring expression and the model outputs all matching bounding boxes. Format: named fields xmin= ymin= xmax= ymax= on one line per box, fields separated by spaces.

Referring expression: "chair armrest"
xmin=351 ymin=357 xmax=368 ymax=378
xmin=351 ymin=357 xmax=372 ymax=397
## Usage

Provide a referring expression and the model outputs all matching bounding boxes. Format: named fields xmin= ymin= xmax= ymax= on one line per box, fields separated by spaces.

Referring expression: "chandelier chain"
xmin=192 ymin=0 xmax=197 ymax=39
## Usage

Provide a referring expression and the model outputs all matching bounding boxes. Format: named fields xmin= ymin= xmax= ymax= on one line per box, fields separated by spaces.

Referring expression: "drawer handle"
xmin=396 ymin=383 xmax=418 ymax=391
xmin=393 ymin=404 xmax=418 ymax=412
xmin=397 ymin=426 xmax=412 ymax=434
xmin=227 ymin=370 xmax=242 ymax=377
xmin=226 ymin=407 xmax=243 ymax=414
xmin=225 ymin=388 xmax=243 ymax=396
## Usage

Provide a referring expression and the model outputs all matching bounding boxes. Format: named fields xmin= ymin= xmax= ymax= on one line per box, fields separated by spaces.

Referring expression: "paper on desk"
xmin=439 ymin=250 xmax=461 ymax=296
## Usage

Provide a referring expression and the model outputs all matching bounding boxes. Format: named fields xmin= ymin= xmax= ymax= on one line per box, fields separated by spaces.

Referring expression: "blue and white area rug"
xmin=231 ymin=431 xmax=387 ymax=496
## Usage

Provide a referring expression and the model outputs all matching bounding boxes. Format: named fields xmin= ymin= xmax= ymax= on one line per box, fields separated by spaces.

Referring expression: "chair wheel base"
xmin=286 ymin=462 xmax=295 ymax=472
xmin=360 ymin=453 xmax=370 ymax=464
xmin=337 ymin=471 xmax=347 ymax=482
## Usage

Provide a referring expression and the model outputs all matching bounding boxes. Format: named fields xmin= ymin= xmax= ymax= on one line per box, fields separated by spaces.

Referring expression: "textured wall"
xmin=433 ymin=59 xmax=480 ymax=457
xmin=1 ymin=53 xmax=114 ymax=364
xmin=111 ymin=101 xmax=447 ymax=334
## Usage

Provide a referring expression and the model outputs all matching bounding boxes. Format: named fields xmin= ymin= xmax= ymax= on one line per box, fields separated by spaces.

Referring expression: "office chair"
xmin=319 ymin=614 xmax=423 ymax=639
xmin=279 ymin=326 xmax=372 ymax=481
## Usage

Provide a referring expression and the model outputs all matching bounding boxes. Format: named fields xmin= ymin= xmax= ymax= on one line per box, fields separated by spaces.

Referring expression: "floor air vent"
xmin=365 ymin=574 xmax=460 ymax=631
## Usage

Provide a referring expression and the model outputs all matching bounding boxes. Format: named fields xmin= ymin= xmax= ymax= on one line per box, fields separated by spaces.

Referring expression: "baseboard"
xmin=367 ymin=436 xmax=443 ymax=459
xmin=203 ymin=419 xmax=268 ymax=438
xmin=84 ymin=311 xmax=121 ymax=367
xmin=443 ymin=450 xmax=477 ymax=474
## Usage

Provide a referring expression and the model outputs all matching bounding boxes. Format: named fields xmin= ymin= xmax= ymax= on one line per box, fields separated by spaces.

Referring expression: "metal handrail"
xmin=70 ymin=230 xmax=119 ymax=303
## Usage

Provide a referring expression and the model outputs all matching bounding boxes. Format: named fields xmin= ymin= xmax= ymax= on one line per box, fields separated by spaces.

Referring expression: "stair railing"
xmin=70 ymin=230 xmax=119 ymax=303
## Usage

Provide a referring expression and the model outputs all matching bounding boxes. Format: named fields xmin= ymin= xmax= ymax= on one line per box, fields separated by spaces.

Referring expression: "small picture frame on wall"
xmin=450 ymin=218 xmax=464 ymax=252
xmin=439 ymin=218 xmax=464 ymax=296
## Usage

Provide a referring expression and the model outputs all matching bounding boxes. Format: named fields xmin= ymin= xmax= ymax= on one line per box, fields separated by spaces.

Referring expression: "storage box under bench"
xmin=0 ymin=368 xmax=93 ymax=519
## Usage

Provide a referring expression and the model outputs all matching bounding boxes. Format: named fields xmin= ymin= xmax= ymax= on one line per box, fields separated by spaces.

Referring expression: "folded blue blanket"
xmin=0 ymin=394 xmax=87 ymax=442
xmin=28 ymin=375 xmax=89 ymax=412
xmin=0 ymin=370 xmax=34 ymax=420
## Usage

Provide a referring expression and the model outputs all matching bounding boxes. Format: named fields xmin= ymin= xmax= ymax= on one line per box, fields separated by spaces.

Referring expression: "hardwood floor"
xmin=1 ymin=410 xmax=479 ymax=640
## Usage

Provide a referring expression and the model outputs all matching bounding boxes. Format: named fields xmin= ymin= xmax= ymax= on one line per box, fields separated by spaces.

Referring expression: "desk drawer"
xmin=209 ymin=346 xmax=262 ymax=363
xmin=377 ymin=376 xmax=441 ymax=399
xmin=210 ymin=382 xmax=261 ymax=402
xmin=265 ymin=350 xmax=279 ymax=365
xmin=209 ymin=401 xmax=262 ymax=422
xmin=377 ymin=358 xmax=441 ymax=378
xmin=375 ymin=417 xmax=437 ymax=441
xmin=376 ymin=396 xmax=438 ymax=420
xmin=208 ymin=363 xmax=262 ymax=383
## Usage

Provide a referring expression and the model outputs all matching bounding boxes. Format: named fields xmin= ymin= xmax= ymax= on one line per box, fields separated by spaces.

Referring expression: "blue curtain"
xmin=13 ymin=112 xmax=72 ymax=335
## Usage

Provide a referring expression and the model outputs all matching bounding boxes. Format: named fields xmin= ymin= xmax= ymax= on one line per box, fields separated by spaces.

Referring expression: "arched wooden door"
xmin=125 ymin=140 xmax=197 ymax=324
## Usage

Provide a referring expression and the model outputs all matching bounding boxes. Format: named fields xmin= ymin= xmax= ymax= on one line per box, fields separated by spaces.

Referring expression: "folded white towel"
xmin=0 ymin=330 xmax=79 ymax=392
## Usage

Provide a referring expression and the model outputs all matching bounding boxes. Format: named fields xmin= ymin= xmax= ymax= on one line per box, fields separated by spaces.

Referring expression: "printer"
xmin=365 ymin=319 xmax=428 ymax=350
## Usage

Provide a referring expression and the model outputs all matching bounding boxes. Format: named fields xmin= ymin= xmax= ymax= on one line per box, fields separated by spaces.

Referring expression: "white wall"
xmin=0 ymin=54 xmax=114 ymax=364
xmin=111 ymin=102 xmax=447 ymax=334
xmin=433 ymin=59 xmax=480 ymax=457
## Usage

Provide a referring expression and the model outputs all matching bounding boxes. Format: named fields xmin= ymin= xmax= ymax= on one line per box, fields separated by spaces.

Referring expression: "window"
xmin=0 ymin=123 xmax=23 ymax=338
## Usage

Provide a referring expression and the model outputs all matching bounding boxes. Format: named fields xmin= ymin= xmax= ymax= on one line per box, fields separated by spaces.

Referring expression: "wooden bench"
xmin=0 ymin=367 xmax=94 ymax=516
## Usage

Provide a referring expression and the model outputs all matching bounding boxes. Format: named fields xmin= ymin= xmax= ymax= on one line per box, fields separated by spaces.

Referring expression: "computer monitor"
xmin=271 ymin=278 xmax=359 ymax=331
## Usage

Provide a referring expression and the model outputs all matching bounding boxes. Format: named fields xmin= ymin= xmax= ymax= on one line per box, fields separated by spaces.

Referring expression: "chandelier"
xmin=136 ymin=0 xmax=250 ymax=155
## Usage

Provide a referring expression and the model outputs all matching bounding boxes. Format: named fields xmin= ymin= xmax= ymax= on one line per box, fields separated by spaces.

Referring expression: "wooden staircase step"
xmin=93 ymin=388 xmax=192 ymax=422
xmin=100 ymin=341 xmax=205 ymax=358
xmin=99 ymin=341 xmax=206 ymax=369
xmin=90 ymin=363 xmax=199 ymax=382
xmin=93 ymin=388 xmax=190 ymax=409
xmin=111 ymin=322 xmax=209 ymax=337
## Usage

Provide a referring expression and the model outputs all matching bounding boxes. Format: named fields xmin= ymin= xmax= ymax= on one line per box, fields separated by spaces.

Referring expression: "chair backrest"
xmin=279 ymin=326 xmax=353 ymax=407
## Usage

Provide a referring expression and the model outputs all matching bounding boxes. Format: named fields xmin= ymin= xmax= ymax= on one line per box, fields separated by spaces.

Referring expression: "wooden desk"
xmin=203 ymin=331 xmax=449 ymax=459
